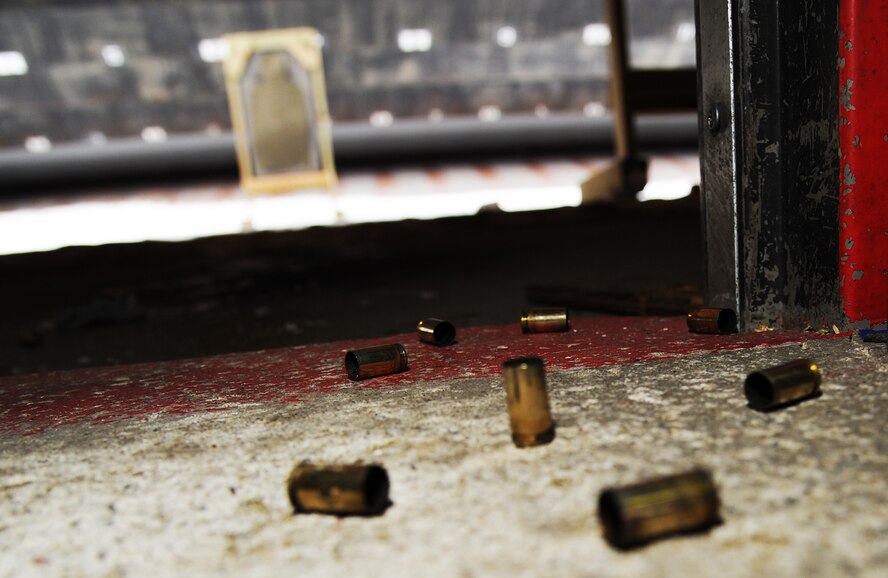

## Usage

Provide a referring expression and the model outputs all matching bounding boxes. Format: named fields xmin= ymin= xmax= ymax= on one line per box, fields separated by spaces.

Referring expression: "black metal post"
xmin=695 ymin=0 xmax=841 ymax=330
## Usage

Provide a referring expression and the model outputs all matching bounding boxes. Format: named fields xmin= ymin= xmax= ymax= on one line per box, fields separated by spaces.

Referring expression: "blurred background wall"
xmin=0 ymin=0 xmax=695 ymax=150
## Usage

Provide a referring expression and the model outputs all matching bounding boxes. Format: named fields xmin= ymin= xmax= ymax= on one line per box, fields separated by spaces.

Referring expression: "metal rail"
xmin=0 ymin=113 xmax=697 ymax=193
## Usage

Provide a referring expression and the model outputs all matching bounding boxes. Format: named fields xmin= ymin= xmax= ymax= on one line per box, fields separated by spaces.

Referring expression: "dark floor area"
xmin=1 ymin=195 xmax=702 ymax=376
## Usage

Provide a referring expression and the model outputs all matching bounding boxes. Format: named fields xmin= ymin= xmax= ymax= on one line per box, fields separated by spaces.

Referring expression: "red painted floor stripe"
xmin=0 ymin=317 xmax=842 ymax=435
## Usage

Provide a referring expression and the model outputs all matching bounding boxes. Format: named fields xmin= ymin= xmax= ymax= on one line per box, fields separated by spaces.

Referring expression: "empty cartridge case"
xmin=344 ymin=344 xmax=408 ymax=381
xmin=520 ymin=308 xmax=570 ymax=333
xmin=287 ymin=463 xmax=390 ymax=516
xmin=744 ymin=358 xmax=822 ymax=411
xmin=686 ymin=307 xmax=738 ymax=334
xmin=503 ymin=357 xmax=555 ymax=447
xmin=417 ymin=318 xmax=456 ymax=346
xmin=598 ymin=469 xmax=720 ymax=549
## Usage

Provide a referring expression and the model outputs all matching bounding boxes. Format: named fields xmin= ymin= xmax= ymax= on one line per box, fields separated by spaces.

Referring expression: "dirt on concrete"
xmin=1 ymin=337 xmax=885 ymax=577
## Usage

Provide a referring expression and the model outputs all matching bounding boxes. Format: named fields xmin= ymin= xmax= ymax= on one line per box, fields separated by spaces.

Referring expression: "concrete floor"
xmin=2 ymin=334 xmax=886 ymax=577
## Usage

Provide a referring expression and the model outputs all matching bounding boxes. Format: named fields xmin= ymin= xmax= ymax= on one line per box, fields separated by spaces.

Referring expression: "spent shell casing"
xmin=687 ymin=307 xmax=738 ymax=334
xmin=417 ymin=318 xmax=457 ymax=346
xmin=503 ymin=357 xmax=555 ymax=447
xmin=744 ymin=358 xmax=822 ymax=411
xmin=344 ymin=344 xmax=408 ymax=381
xmin=287 ymin=463 xmax=390 ymax=516
xmin=520 ymin=308 xmax=570 ymax=333
xmin=598 ymin=468 xmax=721 ymax=549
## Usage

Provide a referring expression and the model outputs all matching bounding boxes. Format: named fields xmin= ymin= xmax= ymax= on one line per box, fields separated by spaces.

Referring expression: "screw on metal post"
xmin=344 ymin=344 xmax=408 ymax=381
xmin=287 ymin=463 xmax=391 ymax=516
xmin=706 ymin=103 xmax=724 ymax=133
xmin=597 ymin=469 xmax=721 ymax=549
xmin=502 ymin=356 xmax=556 ymax=447
xmin=417 ymin=318 xmax=457 ymax=346
xmin=744 ymin=359 xmax=822 ymax=411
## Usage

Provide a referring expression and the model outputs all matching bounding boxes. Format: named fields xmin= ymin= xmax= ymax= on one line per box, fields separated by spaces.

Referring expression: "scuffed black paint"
xmin=697 ymin=0 xmax=841 ymax=330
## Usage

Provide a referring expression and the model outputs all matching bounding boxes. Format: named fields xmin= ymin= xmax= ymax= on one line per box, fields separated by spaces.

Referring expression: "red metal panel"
xmin=839 ymin=0 xmax=888 ymax=326
xmin=0 ymin=316 xmax=845 ymax=435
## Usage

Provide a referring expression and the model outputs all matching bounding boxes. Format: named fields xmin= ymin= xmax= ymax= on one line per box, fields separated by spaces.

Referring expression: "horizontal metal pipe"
xmin=0 ymin=113 xmax=698 ymax=192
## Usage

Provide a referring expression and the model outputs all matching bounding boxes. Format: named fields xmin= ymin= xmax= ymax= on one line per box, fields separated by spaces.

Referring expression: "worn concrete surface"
xmin=0 ymin=316 xmax=838 ymax=435
xmin=1 ymin=338 xmax=886 ymax=577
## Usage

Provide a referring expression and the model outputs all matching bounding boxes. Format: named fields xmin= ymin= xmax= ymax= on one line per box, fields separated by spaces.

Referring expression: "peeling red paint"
xmin=3 ymin=317 xmax=851 ymax=435
xmin=0 ymin=317 xmax=846 ymax=435
xmin=839 ymin=0 xmax=888 ymax=326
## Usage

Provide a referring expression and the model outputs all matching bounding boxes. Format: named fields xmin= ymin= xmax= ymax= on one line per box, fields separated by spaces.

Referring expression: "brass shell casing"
xmin=344 ymin=344 xmax=408 ymax=381
xmin=744 ymin=358 xmax=822 ymax=411
xmin=287 ymin=463 xmax=390 ymax=516
xmin=417 ymin=318 xmax=457 ymax=346
xmin=520 ymin=308 xmax=570 ymax=333
xmin=686 ymin=307 xmax=738 ymax=334
xmin=598 ymin=469 xmax=721 ymax=549
xmin=503 ymin=357 xmax=556 ymax=447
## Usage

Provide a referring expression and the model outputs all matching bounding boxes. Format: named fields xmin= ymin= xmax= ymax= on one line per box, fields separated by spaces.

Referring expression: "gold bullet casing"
xmin=417 ymin=318 xmax=457 ymax=346
xmin=520 ymin=308 xmax=570 ymax=333
xmin=598 ymin=469 xmax=720 ymax=549
xmin=345 ymin=344 xmax=408 ymax=381
xmin=287 ymin=463 xmax=390 ymax=516
xmin=744 ymin=358 xmax=822 ymax=411
xmin=503 ymin=357 xmax=556 ymax=447
xmin=687 ymin=307 xmax=738 ymax=334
